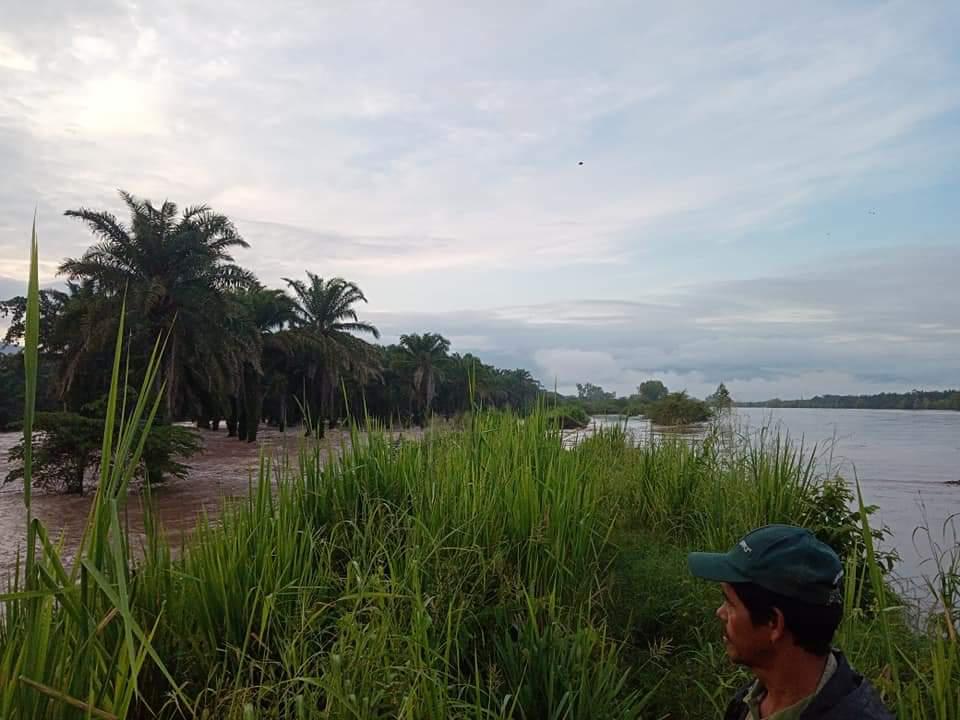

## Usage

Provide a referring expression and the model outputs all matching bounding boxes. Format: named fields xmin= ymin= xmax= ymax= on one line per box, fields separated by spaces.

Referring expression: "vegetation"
xmin=544 ymin=403 xmax=591 ymax=429
xmin=0 ymin=226 xmax=960 ymax=720
xmin=706 ymin=382 xmax=732 ymax=410
xmin=636 ymin=379 xmax=669 ymax=404
xmin=565 ymin=381 xmax=728 ymax=424
xmin=4 ymin=404 xmax=201 ymax=493
xmin=0 ymin=352 xmax=58 ymax=429
xmin=738 ymin=389 xmax=960 ymax=411
xmin=576 ymin=382 xmax=616 ymax=402
xmin=0 ymin=352 xmax=26 ymax=428
xmin=0 ymin=191 xmax=545 ymax=488
xmin=644 ymin=391 xmax=712 ymax=426
xmin=58 ymin=192 xmax=257 ymax=422
xmin=398 ymin=332 xmax=451 ymax=424
xmin=1 ymin=229 xmax=957 ymax=719
xmin=282 ymin=273 xmax=381 ymax=436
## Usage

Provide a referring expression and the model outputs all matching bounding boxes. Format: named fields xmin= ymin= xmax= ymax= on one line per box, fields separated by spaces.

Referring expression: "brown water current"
xmin=0 ymin=425 xmax=419 ymax=581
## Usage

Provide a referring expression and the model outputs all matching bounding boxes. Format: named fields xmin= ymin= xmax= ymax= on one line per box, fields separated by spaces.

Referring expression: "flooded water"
xmin=2 ymin=410 xmax=958 ymax=593
xmin=0 ymin=426 xmax=418 ymax=581
xmin=589 ymin=408 xmax=960 ymax=589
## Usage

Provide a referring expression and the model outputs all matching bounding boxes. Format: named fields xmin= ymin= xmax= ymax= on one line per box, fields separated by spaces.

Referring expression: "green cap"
xmin=688 ymin=524 xmax=844 ymax=606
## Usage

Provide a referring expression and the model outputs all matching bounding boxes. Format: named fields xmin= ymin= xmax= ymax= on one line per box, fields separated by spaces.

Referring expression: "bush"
xmin=5 ymin=412 xmax=102 ymax=493
xmin=802 ymin=476 xmax=897 ymax=609
xmin=141 ymin=423 xmax=203 ymax=485
xmin=546 ymin=403 xmax=591 ymax=429
xmin=644 ymin=392 xmax=712 ymax=426
xmin=5 ymin=411 xmax=199 ymax=493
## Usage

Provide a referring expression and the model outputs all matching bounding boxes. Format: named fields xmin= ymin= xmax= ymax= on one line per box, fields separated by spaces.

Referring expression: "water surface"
xmin=2 ymin=410 xmax=957 ymax=593
xmin=0 ymin=427 xmax=365 ymax=580
xmin=589 ymin=408 xmax=960 ymax=589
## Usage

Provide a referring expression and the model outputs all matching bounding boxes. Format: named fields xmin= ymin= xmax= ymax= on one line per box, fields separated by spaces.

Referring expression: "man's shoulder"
xmin=722 ymin=653 xmax=894 ymax=720
xmin=816 ymin=677 xmax=893 ymax=720
xmin=802 ymin=652 xmax=894 ymax=720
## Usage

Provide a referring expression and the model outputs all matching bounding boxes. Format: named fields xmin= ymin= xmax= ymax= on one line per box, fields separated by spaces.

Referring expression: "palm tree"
xmin=435 ymin=352 xmax=493 ymax=415
xmin=230 ymin=285 xmax=298 ymax=441
xmin=399 ymin=333 xmax=450 ymax=423
xmin=60 ymin=191 xmax=256 ymax=421
xmin=498 ymin=368 xmax=541 ymax=412
xmin=49 ymin=281 xmax=119 ymax=408
xmin=284 ymin=273 xmax=380 ymax=433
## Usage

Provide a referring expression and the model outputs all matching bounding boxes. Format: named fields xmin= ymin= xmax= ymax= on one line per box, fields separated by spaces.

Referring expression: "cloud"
xmin=1 ymin=1 xmax=958 ymax=279
xmin=232 ymin=219 xmax=492 ymax=278
xmin=0 ymin=1 xmax=957 ymax=396
xmin=0 ymin=276 xmax=25 ymax=301
xmin=365 ymin=246 xmax=960 ymax=400
xmin=0 ymin=36 xmax=37 ymax=72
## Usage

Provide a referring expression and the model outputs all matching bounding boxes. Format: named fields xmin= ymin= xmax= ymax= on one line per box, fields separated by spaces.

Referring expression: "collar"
xmin=744 ymin=652 xmax=838 ymax=718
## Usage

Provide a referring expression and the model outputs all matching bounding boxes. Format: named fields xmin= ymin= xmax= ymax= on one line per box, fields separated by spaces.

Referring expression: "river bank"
xmin=4 ymin=407 xmax=957 ymax=594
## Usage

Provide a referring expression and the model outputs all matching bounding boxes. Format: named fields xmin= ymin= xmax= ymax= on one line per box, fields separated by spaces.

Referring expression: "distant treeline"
xmin=737 ymin=389 xmax=960 ymax=411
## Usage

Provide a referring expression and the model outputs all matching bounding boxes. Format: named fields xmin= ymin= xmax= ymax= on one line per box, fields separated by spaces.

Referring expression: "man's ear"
xmin=769 ymin=607 xmax=787 ymax=644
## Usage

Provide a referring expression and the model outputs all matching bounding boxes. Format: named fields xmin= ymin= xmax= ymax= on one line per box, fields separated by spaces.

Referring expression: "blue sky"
xmin=1 ymin=0 xmax=958 ymax=399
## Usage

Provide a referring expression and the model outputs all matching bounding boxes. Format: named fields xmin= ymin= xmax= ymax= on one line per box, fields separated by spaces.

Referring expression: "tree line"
xmin=0 ymin=191 xmax=544 ymax=447
xmin=737 ymin=389 xmax=960 ymax=411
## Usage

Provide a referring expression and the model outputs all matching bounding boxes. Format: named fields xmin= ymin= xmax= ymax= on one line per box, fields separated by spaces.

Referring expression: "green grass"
xmin=1 ymin=226 xmax=957 ymax=718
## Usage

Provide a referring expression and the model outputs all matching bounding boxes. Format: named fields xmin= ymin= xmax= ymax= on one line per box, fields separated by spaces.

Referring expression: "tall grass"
xmin=0 ymin=227 xmax=957 ymax=718
xmin=0 ymin=230 xmax=182 ymax=719
xmin=581 ymin=424 xmax=822 ymax=549
xmin=133 ymin=412 xmax=643 ymax=717
xmin=831 ymin=487 xmax=960 ymax=719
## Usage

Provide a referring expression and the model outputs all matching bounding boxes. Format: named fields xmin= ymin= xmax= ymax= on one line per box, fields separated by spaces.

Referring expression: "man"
xmin=688 ymin=524 xmax=893 ymax=719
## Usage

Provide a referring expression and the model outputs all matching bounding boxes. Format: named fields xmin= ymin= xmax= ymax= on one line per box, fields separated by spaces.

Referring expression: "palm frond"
xmin=62 ymin=208 xmax=131 ymax=247
xmin=333 ymin=321 xmax=380 ymax=339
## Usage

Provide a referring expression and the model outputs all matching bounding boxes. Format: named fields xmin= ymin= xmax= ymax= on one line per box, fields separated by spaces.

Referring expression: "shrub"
xmin=802 ymin=476 xmax=897 ymax=609
xmin=5 ymin=411 xmax=199 ymax=493
xmin=5 ymin=411 xmax=102 ymax=493
xmin=644 ymin=392 xmax=712 ymax=426
xmin=546 ymin=403 xmax=591 ymax=429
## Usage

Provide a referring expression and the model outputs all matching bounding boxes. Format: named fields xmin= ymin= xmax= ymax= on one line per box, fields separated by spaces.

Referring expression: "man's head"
xmin=688 ymin=525 xmax=844 ymax=667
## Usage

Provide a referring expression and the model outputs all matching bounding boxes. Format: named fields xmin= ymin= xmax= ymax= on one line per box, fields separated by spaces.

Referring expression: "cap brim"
xmin=687 ymin=552 xmax=750 ymax=583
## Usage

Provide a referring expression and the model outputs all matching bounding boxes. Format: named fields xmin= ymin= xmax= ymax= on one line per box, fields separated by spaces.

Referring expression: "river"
xmin=0 ymin=426 xmax=417 ymax=582
xmin=589 ymin=407 xmax=960 ymax=594
xmin=1 ymin=410 xmax=958 ymax=596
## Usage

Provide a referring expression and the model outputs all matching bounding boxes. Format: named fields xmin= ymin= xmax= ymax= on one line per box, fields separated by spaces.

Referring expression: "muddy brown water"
xmin=0 ymin=426 xmax=419 ymax=581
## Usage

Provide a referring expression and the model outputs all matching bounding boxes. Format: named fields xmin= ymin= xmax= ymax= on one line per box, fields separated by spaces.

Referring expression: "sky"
xmin=1 ymin=0 xmax=958 ymax=400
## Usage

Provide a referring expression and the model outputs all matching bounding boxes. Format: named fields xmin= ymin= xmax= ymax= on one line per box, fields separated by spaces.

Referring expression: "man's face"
xmin=716 ymin=582 xmax=774 ymax=666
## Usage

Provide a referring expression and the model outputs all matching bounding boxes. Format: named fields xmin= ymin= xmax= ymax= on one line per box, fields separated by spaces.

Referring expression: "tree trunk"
xmin=315 ymin=370 xmax=328 ymax=439
xmin=425 ymin=369 xmax=435 ymax=420
xmin=243 ymin=365 xmax=262 ymax=443
xmin=326 ymin=369 xmax=340 ymax=430
xmin=226 ymin=396 xmax=238 ymax=437
xmin=67 ymin=458 xmax=86 ymax=495
xmin=237 ymin=389 xmax=248 ymax=442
